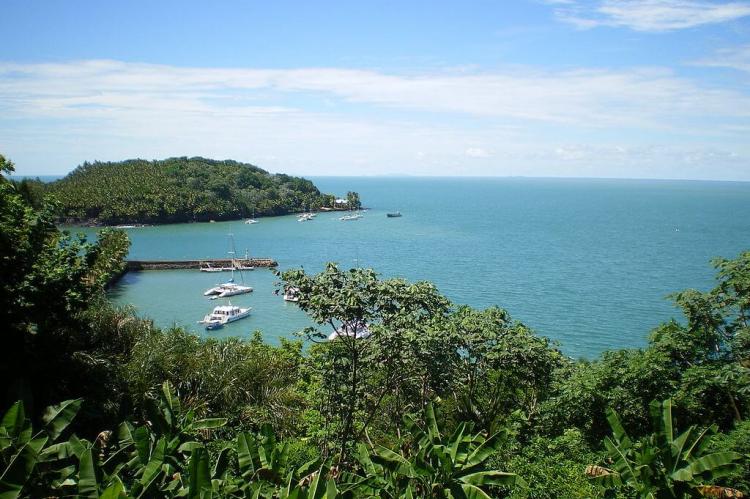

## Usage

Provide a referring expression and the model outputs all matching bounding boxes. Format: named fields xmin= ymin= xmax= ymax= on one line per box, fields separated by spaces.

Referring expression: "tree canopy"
xmin=46 ymin=157 xmax=341 ymax=224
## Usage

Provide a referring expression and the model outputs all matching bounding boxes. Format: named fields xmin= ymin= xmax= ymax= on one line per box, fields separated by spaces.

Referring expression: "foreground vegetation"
xmin=1 ymin=153 xmax=749 ymax=497
xmin=35 ymin=156 xmax=355 ymax=224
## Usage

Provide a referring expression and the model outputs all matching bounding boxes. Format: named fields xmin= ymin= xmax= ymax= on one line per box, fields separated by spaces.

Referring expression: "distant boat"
xmin=386 ymin=211 xmax=402 ymax=218
xmin=340 ymin=212 xmax=363 ymax=221
xmin=283 ymin=286 xmax=300 ymax=302
xmin=298 ymin=213 xmax=313 ymax=222
xmin=199 ymin=262 xmax=226 ymax=273
xmin=328 ymin=320 xmax=371 ymax=340
xmin=245 ymin=209 xmax=259 ymax=224
xmin=198 ymin=302 xmax=251 ymax=330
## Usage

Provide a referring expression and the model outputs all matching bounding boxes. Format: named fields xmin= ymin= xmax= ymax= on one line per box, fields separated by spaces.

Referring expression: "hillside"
xmin=48 ymin=157 xmax=336 ymax=224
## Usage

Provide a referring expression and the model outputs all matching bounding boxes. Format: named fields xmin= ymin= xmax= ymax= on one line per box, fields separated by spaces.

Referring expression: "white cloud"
xmin=465 ymin=147 xmax=491 ymax=158
xmin=553 ymin=0 xmax=750 ymax=31
xmin=692 ymin=44 xmax=750 ymax=72
xmin=0 ymin=59 xmax=748 ymax=179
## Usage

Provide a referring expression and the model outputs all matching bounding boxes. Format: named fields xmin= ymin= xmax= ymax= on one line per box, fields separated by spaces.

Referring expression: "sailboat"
xmin=245 ymin=209 xmax=258 ymax=224
xmin=203 ymin=235 xmax=253 ymax=298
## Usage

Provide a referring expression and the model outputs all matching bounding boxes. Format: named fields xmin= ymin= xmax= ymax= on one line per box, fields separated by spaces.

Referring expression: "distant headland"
xmin=16 ymin=157 xmax=361 ymax=225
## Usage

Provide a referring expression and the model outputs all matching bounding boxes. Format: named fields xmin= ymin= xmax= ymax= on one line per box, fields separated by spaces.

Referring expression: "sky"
xmin=1 ymin=0 xmax=749 ymax=179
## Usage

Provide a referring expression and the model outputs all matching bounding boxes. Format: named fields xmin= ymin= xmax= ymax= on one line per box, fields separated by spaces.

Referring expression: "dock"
xmin=126 ymin=258 xmax=277 ymax=271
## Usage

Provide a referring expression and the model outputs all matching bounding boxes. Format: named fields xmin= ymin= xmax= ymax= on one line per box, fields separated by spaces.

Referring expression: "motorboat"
xmin=386 ymin=212 xmax=402 ymax=218
xmin=198 ymin=303 xmax=251 ymax=330
xmin=200 ymin=262 xmax=227 ymax=273
xmin=328 ymin=320 xmax=371 ymax=340
xmin=283 ymin=286 xmax=300 ymax=302
xmin=340 ymin=213 xmax=363 ymax=221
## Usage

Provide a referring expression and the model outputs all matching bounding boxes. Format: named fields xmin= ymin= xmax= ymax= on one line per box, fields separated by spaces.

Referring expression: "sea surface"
xmin=71 ymin=177 xmax=750 ymax=359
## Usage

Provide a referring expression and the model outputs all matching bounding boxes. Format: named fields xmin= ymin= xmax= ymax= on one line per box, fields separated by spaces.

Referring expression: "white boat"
xmin=283 ymin=286 xmax=300 ymax=302
xmin=203 ymin=237 xmax=254 ymax=296
xmin=204 ymin=281 xmax=253 ymax=299
xmin=298 ymin=213 xmax=314 ymax=222
xmin=198 ymin=303 xmax=251 ymax=330
xmin=245 ymin=209 xmax=259 ymax=224
xmin=200 ymin=262 xmax=227 ymax=273
xmin=340 ymin=213 xmax=363 ymax=221
xmin=328 ymin=320 xmax=371 ymax=340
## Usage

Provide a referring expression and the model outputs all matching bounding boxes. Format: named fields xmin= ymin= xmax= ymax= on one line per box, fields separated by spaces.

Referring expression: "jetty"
xmin=126 ymin=258 xmax=277 ymax=271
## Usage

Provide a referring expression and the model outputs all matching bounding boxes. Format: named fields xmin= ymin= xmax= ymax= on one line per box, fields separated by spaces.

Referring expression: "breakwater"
xmin=126 ymin=258 xmax=278 ymax=270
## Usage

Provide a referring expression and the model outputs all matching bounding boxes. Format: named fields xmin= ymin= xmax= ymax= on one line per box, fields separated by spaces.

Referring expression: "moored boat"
xmin=198 ymin=303 xmax=251 ymax=330
xmin=328 ymin=320 xmax=371 ymax=340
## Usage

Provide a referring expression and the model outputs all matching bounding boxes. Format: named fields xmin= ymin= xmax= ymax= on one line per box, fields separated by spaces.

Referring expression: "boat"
xmin=198 ymin=302 xmax=251 ymax=330
xmin=203 ymin=237 xmax=254 ymax=297
xmin=283 ymin=286 xmax=300 ymax=302
xmin=386 ymin=211 xmax=402 ymax=218
xmin=204 ymin=280 xmax=253 ymax=299
xmin=328 ymin=320 xmax=371 ymax=340
xmin=298 ymin=213 xmax=313 ymax=222
xmin=340 ymin=212 xmax=363 ymax=221
xmin=245 ymin=209 xmax=259 ymax=224
xmin=200 ymin=262 xmax=226 ymax=273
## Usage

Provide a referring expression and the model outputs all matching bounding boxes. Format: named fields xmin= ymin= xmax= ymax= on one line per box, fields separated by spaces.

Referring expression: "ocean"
xmin=77 ymin=176 xmax=750 ymax=358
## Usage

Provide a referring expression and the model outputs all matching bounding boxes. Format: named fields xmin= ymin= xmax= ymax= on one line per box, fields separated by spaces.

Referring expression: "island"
xmin=42 ymin=156 xmax=359 ymax=225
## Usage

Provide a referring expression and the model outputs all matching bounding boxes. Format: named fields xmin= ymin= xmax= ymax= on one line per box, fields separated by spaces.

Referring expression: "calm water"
xmin=86 ymin=177 xmax=750 ymax=358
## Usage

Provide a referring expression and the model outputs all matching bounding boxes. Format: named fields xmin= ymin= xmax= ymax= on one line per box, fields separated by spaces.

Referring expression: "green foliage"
xmin=47 ymin=157 xmax=334 ymax=224
xmin=351 ymin=402 xmax=523 ymax=498
xmin=591 ymin=399 xmax=743 ymax=498
xmin=0 ymin=165 xmax=137 ymax=428
xmin=0 ymin=398 xmax=84 ymax=498
xmin=126 ymin=329 xmax=307 ymax=435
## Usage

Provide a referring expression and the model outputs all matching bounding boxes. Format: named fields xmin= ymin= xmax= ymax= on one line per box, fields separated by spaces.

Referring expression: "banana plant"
xmin=110 ymin=381 xmax=228 ymax=496
xmin=588 ymin=398 xmax=743 ymax=498
xmin=0 ymin=398 xmax=94 ymax=498
xmin=351 ymin=403 xmax=523 ymax=498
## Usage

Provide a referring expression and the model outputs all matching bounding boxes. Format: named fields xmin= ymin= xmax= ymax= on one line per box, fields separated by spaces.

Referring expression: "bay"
xmin=95 ymin=176 xmax=750 ymax=358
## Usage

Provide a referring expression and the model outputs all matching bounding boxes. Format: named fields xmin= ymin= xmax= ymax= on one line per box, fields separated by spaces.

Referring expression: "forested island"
xmin=34 ymin=156 xmax=360 ymax=225
xmin=2 ymin=152 xmax=749 ymax=498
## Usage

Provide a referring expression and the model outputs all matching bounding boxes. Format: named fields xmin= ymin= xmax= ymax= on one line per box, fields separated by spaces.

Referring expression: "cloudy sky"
xmin=1 ymin=0 xmax=749 ymax=179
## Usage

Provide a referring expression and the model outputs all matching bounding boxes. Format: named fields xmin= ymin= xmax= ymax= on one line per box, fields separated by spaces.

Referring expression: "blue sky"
xmin=1 ymin=0 xmax=749 ymax=179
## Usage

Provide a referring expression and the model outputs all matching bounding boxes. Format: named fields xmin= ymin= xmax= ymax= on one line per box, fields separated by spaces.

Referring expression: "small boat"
xmin=198 ymin=303 xmax=251 ymax=330
xmin=283 ymin=286 xmax=300 ymax=302
xmin=200 ymin=262 xmax=226 ymax=273
xmin=328 ymin=320 xmax=371 ymax=340
xmin=386 ymin=212 xmax=402 ymax=218
xmin=204 ymin=281 xmax=253 ymax=299
xmin=298 ymin=213 xmax=313 ymax=222
xmin=245 ymin=209 xmax=259 ymax=224
xmin=340 ymin=213 xmax=363 ymax=221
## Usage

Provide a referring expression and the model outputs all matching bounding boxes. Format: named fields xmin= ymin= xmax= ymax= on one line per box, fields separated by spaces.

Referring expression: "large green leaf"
xmin=138 ymin=437 xmax=166 ymax=492
xmin=77 ymin=447 xmax=99 ymax=498
xmin=605 ymin=408 xmax=632 ymax=449
xmin=460 ymin=470 xmax=517 ymax=487
xmin=99 ymin=476 xmax=126 ymax=499
xmin=42 ymin=399 xmax=82 ymax=442
xmin=689 ymin=452 xmax=743 ymax=476
xmin=188 ymin=446 xmax=211 ymax=499
xmin=0 ymin=440 xmax=40 ymax=499
xmin=236 ymin=433 xmax=256 ymax=477
xmin=0 ymin=403 xmax=25 ymax=440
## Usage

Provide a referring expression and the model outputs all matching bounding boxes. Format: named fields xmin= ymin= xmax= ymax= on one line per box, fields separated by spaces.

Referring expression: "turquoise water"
xmin=95 ymin=177 xmax=750 ymax=358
